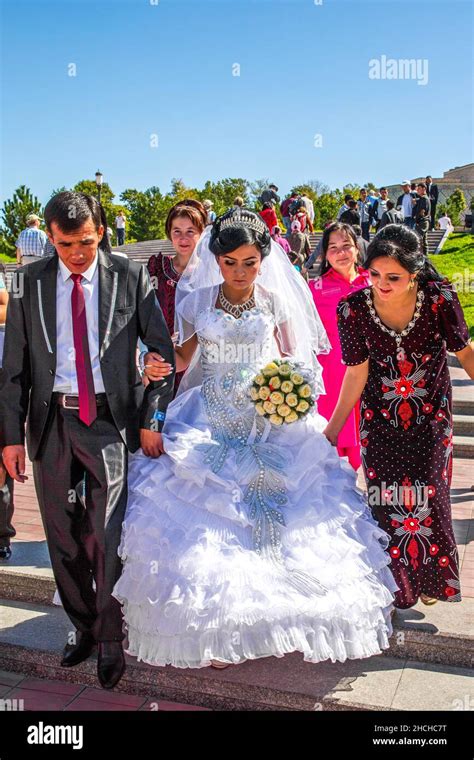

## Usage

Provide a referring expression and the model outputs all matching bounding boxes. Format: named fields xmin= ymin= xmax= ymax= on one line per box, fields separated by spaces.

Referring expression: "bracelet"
xmin=138 ymin=350 xmax=147 ymax=376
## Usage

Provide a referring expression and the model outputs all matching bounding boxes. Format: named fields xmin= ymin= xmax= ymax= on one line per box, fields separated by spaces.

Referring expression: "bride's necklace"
xmin=218 ymin=284 xmax=256 ymax=318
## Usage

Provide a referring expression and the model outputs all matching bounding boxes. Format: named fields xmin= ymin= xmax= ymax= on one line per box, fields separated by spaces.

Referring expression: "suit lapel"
xmin=98 ymin=248 xmax=119 ymax=359
xmin=36 ymin=256 xmax=58 ymax=356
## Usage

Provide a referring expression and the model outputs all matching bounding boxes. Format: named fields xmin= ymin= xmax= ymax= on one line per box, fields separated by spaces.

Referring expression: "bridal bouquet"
xmin=249 ymin=359 xmax=315 ymax=426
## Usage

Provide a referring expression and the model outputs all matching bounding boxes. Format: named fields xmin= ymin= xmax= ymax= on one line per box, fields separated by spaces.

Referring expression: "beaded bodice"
xmin=175 ymin=290 xmax=329 ymax=594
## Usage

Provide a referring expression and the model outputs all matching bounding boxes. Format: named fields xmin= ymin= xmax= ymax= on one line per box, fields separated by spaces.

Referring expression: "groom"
xmin=0 ymin=191 xmax=175 ymax=689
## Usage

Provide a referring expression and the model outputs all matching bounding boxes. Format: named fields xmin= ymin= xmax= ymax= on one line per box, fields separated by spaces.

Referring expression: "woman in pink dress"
xmin=310 ymin=222 xmax=370 ymax=470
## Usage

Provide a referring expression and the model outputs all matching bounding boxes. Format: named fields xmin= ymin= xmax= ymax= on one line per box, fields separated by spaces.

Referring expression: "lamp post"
xmin=95 ymin=171 xmax=103 ymax=204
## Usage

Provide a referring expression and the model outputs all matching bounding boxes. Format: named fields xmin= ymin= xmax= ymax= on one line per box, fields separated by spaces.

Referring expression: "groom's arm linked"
xmin=136 ymin=263 xmax=175 ymax=451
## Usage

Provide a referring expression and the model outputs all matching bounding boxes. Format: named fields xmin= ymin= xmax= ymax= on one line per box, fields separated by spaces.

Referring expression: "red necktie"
xmin=70 ymin=273 xmax=97 ymax=426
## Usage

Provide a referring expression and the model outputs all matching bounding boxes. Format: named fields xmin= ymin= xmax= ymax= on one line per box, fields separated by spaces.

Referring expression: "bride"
xmin=112 ymin=208 xmax=398 ymax=669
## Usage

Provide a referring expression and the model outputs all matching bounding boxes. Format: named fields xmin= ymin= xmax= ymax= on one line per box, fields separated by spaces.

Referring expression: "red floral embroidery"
xmin=398 ymin=400 xmax=413 ymax=430
xmin=423 ymin=517 xmax=433 ymax=527
xmin=367 ymin=467 xmax=376 ymax=479
xmin=438 ymin=556 xmax=450 ymax=567
xmin=445 ymin=586 xmax=456 ymax=597
xmin=364 ymin=409 xmax=374 ymax=420
xmin=380 ymin=408 xmax=391 ymax=419
xmin=398 ymin=359 xmax=414 ymax=376
xmin=429 ymin=544 xmax=439 ymax=556
xmin=407 ymin=537 xmax=419 ymax=569
xmin=422 ymin=403 xmax=433 ymax=413
xmin=390 ymin=547 xmax=401 ymax=559
xmin=394 ymin=376 xmax=415 ymax=399
xmin=403 ymin=517 xmax=420 ymax=534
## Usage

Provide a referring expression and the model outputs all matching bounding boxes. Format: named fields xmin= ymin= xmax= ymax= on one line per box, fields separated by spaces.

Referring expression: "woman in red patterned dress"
xmin=146 ymin=200 xmax=207 ymax=394
xmin=324 ymin=225 xmax=474 ymax=609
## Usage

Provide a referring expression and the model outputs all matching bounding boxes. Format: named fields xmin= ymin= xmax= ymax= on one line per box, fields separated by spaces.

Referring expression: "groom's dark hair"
xmin=44 ymin=191 xmax=112 ymax=253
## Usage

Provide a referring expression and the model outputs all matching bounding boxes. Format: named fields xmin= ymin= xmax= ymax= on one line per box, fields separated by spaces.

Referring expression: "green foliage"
xmin=73 ymin=179 xmax=124 ymax=236
xmin=197 ymin=178 xmax=250 ymax=216
xmin=120 ymin=186 xmax=167 ymax=241
xmin=445 ymin=188 xmax=467 ymax=227
xmin=430 ymin=232 xmax=474 ymax=336
xmin=0 ymin=185 xmax=43 ymax=254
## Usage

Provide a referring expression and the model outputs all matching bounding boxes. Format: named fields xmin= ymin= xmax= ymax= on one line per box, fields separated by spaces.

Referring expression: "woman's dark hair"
xmin=316 ymin=222 xmax=361 ymax=277
xmin=209 ymin=208 xmax=271 ymax=258
xmin=44 ymin=191 xmax=111 ymax=254
xmin=165 ymin=199 xmax=207 ymax=239
xmin=364 ymin=224 xmax=444 ymax=285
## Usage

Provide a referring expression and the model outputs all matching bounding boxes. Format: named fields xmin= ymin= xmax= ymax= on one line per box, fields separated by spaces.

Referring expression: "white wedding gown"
xmin=112 ymin=286 xmax=398 ymax=668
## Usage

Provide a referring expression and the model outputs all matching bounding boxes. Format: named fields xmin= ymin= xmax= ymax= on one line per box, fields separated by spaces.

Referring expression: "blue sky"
xmin=1 ymin=0 xmax=472 ymax=205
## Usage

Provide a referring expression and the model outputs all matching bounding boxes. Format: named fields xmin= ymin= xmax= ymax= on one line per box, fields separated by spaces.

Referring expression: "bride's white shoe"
xmin=210 ymin=660 xmax=231 ymax=669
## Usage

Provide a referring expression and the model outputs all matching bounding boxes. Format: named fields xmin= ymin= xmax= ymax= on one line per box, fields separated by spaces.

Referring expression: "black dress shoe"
xmin=0 ymin=546 xmax=12 ymax=560
xmin=61 ymin=631 xmax=96 ymax=667
xmin=97 ymin=642 xmax=125 ymax=689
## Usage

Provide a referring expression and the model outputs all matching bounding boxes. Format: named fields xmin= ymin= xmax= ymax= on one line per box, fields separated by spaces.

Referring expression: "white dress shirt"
xmin=53 ymin=253 xmax=105 ymax=394
xmin=401 ymin=193 xmax=413 ymax=219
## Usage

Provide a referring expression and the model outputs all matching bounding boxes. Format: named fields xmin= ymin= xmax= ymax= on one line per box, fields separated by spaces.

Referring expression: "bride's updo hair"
xmin=209 ymin=207 xmax=272 ymax=258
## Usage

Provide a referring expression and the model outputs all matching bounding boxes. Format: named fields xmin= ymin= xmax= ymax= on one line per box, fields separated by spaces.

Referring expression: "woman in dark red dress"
xmin=324 ymin=225 xmax=474 ymax=609
xmin=146 ymin=200 xmax=207 ymax=394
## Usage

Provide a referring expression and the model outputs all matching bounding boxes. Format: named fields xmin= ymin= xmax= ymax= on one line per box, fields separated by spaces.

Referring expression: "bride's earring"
xmin=409 ymin=278 xmax=415 ymax=289
xmin=258 ymin=270 xmax=262 ymax=276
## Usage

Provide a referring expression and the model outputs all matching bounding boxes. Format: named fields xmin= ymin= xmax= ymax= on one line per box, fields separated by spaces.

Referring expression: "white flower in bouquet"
xmin=263 ymin=400 xmax=277 ymax=415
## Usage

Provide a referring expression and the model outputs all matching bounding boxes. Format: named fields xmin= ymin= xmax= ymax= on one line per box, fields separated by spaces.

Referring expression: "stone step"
xmin=1 ymin=546 xmax=472 ymax=672
xmin=453 ymin=397 xmax=474 ymax=416
xmin=0 ymin=597 xmax=472 ymax=711
xmin=453 ymin=414 xmax=474 ymax=436
xmin=453 ymin=435 xmax=474 ymax=458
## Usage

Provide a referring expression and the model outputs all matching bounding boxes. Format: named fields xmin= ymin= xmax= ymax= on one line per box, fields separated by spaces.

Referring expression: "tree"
xmin=198 ymin=178 xmax=250 ymax=216
xmin=445 ymin=188 xmax=467 ymax=227
xmin=0 ymin=185 xmax=43 ymax=255
xmin=249 ymin=178 xmax=271 ymax=209
xmin=120 ymin=186 xmax=168 ymax=241
xmin=314 ymin=192 xmax=342 ymax=229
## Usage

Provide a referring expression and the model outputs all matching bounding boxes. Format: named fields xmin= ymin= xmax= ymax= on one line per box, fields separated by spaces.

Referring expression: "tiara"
xmin=219 ymin=211 xmax=267 ymax=235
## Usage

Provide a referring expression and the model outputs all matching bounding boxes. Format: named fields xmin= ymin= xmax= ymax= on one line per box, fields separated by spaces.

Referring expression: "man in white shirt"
xmin=397 ymin=181 xmax=416 ymax=229
xmin=15 ymin=214 xmax=48 ymax=265
xmin=115 ymin=211 xmax=126 ymax=246
xmin=300 ymin=194 xmax=315 ymax=224
xmin=438 ymin=213 xmax=453 ymax=233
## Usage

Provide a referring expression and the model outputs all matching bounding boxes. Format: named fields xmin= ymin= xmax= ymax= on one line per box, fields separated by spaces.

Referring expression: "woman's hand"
xmin=140 ymin=430 xmax=165 ymax=458
xmin=323 ymin=424 xmax=339 ymax=446
xmin=144 ymin=352 xmax=173 ymax=381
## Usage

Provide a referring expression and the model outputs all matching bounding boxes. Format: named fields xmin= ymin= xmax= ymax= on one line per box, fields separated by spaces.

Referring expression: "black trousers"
xmin=0 ymin=470 xmax=15 ymax=548
xmin=0 ymin=368 xmax=15 ymax=548
xmin=416 ymin=219 xmax=430 ymax=256
xmin=32 ymin=398 xmax=128 ymax=642
xmin=361 ymin=222 xmax=370 ymax=241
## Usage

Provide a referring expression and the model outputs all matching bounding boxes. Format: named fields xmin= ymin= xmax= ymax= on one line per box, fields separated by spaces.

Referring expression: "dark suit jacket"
xmin=0 ymin=249 xmax=175 ymax=460
xmin=426 ymin=183 xmax=439 ymax=205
